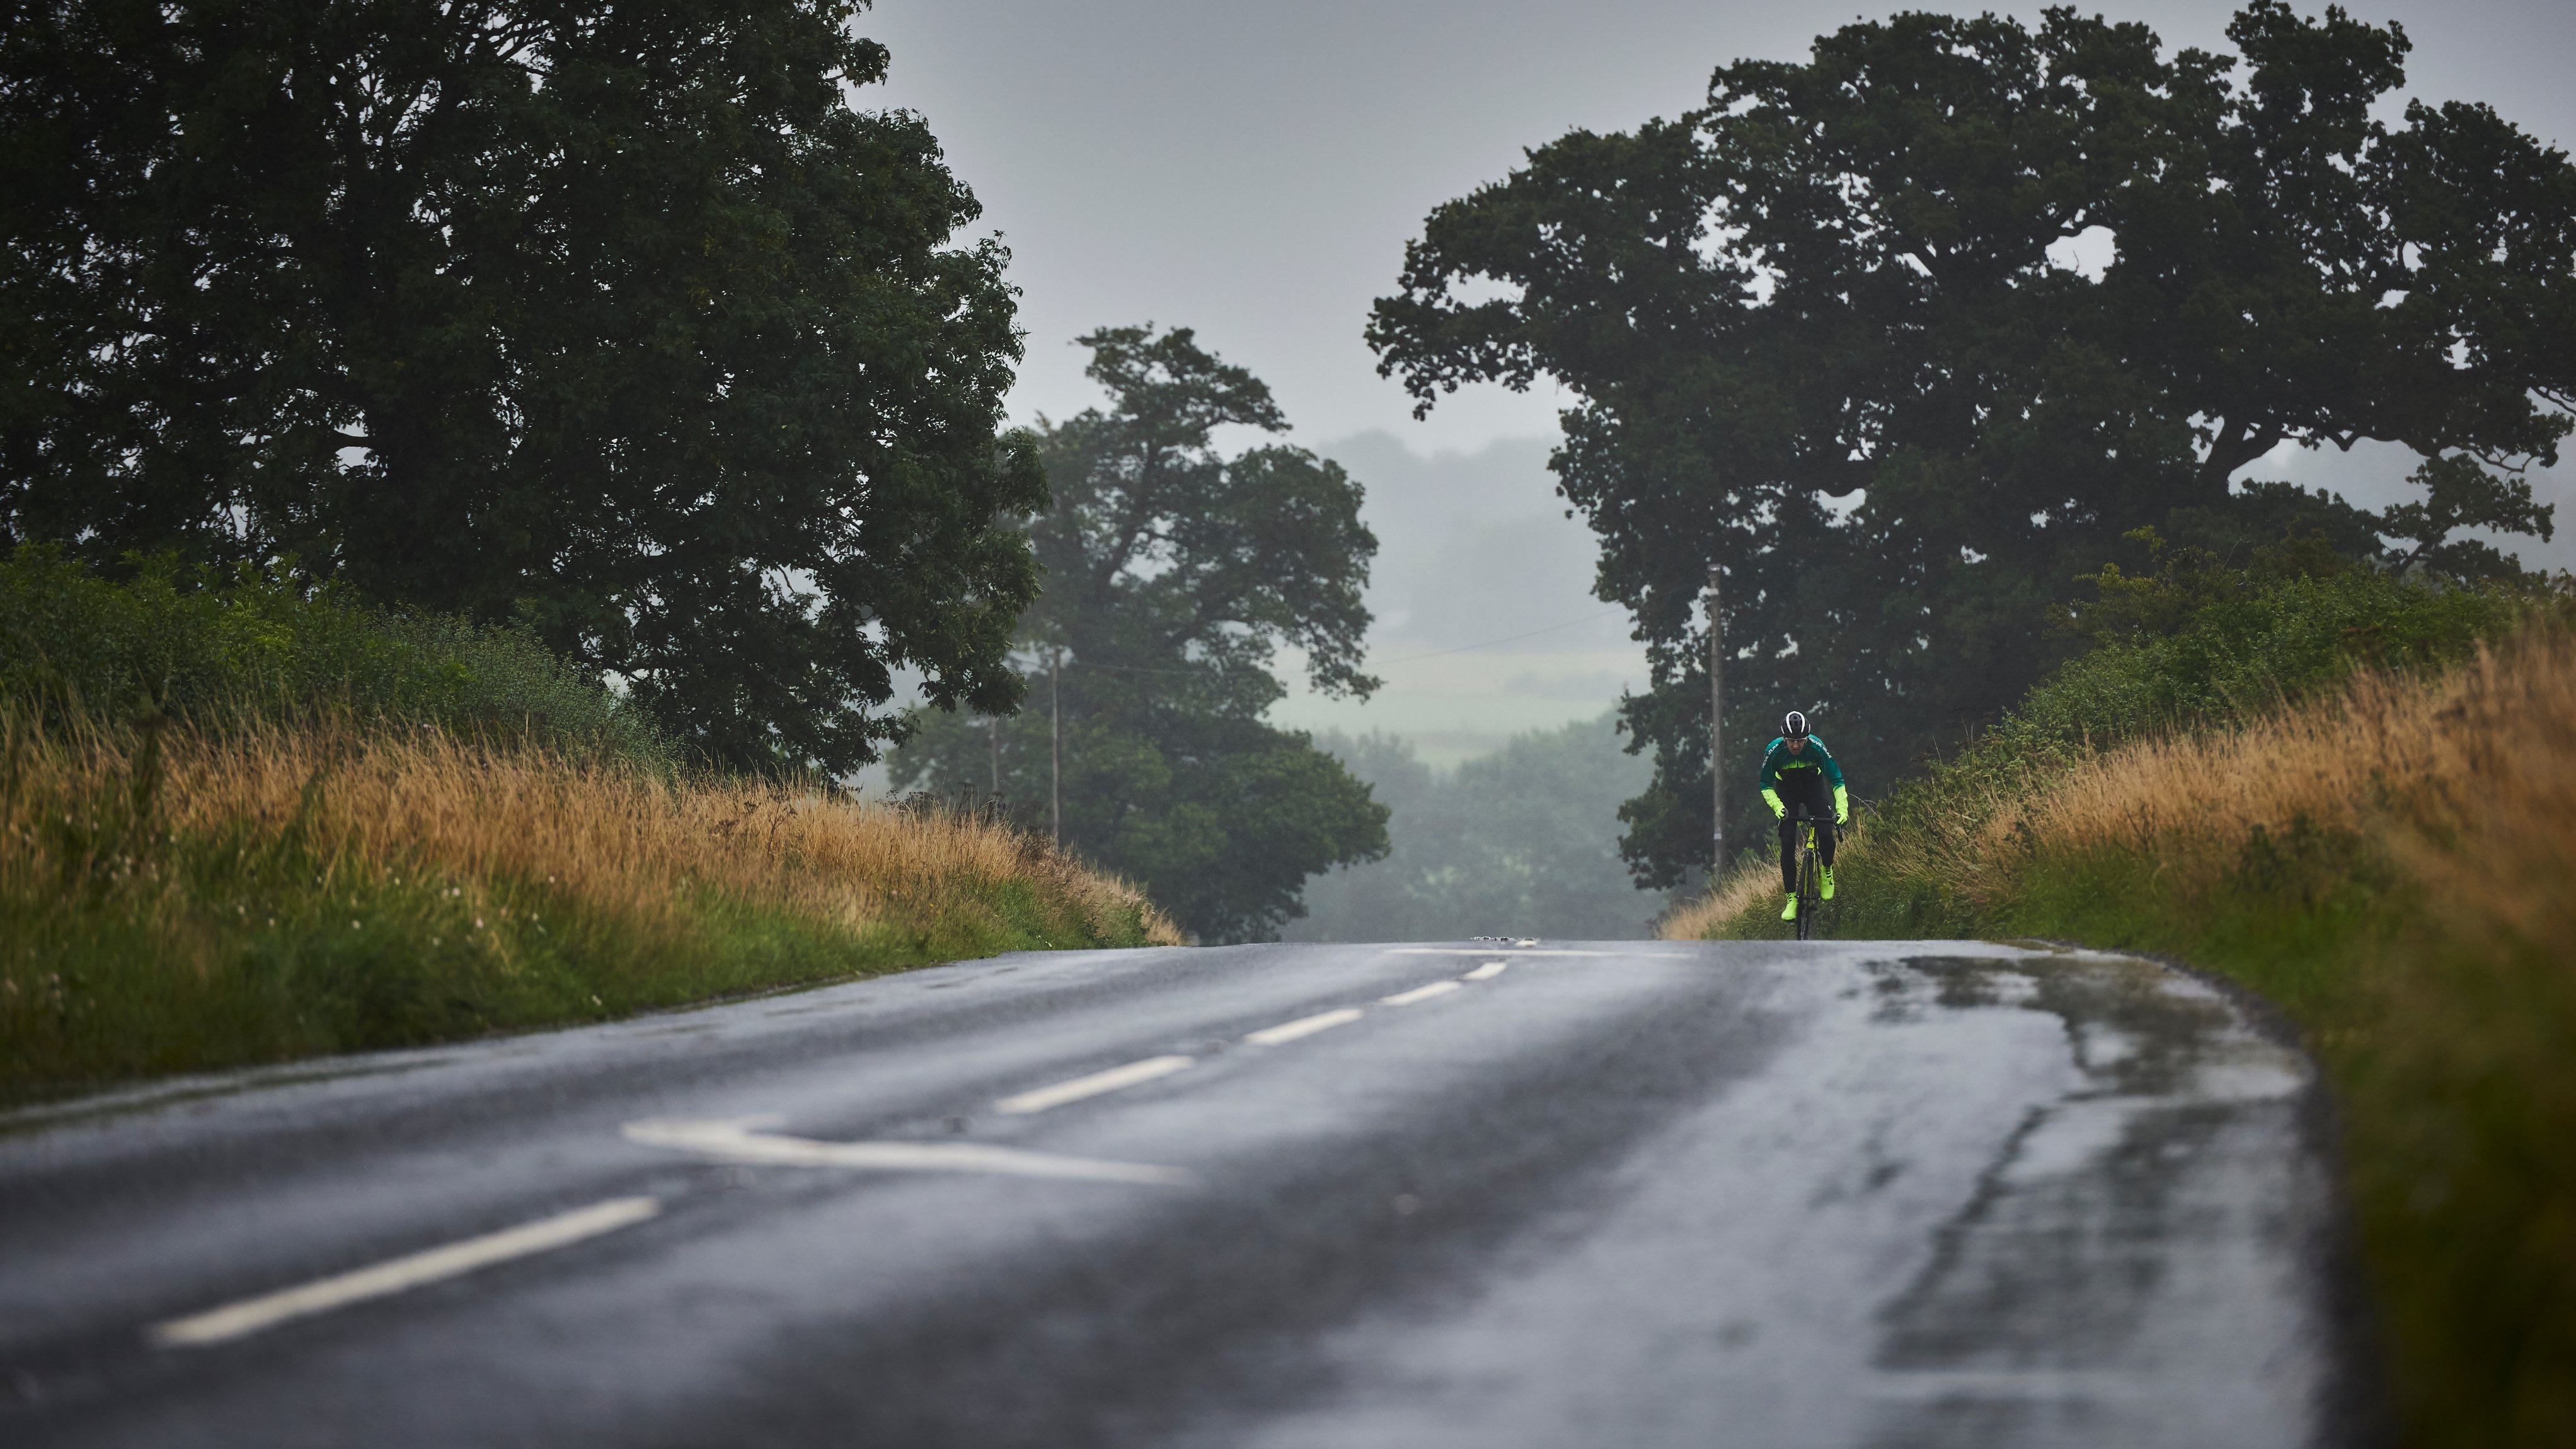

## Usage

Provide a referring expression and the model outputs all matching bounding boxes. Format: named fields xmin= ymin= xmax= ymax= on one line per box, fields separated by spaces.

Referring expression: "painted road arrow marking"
xmin=624 ymin=1117 xmax=1193 ymax=1186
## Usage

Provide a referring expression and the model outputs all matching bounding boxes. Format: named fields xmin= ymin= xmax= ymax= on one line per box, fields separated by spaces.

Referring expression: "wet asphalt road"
xmin=0 ymin=940 xmax=2369 ymax=1447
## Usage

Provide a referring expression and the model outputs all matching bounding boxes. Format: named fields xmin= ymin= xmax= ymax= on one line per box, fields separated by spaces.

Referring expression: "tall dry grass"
xmin=158 ymin=723 xmax=1172 ymax=947
xmin=1 ymin=713 xmax=1178 ymax=1102
xmin=1907 ymin=623 xmax=2575 ymax=925
xmin=6 ymin=716 xmax=1178 ymax=952
xmin=1659 ymin=852 xmax=1793 ymax=941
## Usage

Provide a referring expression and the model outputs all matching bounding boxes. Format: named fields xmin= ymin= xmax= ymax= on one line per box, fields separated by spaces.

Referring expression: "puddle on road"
xmin=1873 ymin=954 xmax=2242 ymax=1096
xmin=1854 ymin=952 xmax=2326 ymax=1448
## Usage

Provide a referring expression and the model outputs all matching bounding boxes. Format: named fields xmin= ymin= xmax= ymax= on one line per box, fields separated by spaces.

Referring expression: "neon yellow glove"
xmin=1833 ymin=785 xmax=1849 ymax=826
xmin=1761 ymin=788 xmax=1784 ymax=819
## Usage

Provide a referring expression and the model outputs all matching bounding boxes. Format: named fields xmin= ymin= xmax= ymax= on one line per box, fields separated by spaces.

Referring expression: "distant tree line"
xmin=1370 ymin=1 xmax=2573 ymax=887
xmin=1286 ymin=715 xmax=1662 ymax=944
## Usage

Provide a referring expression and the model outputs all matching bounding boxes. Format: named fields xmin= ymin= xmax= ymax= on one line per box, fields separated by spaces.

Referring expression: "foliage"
xmin=0 ymin=544 xmax=671 ymax=763
xmin=2378 ymin=454 xmax=2559 ymax=579
xmin=1288 ymin=713 xmax=1664 ymax=942
xmin=1367 ymin=2 xmax=2576 ymax=887
xmin=0 ymin=0 xmax=1041 ymax=775
xmin=892 ymin=327 xmax=1387 ymax=942
xmin=1027 ymin=325 xmax=1380 ymax=707
xmin=1943 ymin=567 xmax=2541 ymax=799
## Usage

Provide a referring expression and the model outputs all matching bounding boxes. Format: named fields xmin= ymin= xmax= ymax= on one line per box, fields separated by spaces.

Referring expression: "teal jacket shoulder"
xmin=1757 ymin=734 xmax=1847 ymax=791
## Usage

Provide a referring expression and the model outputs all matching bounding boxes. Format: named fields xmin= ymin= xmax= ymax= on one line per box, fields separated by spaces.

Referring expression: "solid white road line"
xmin=624 ymin=1117 xmax=1193 ymax=1186
xmin=1243 ymin=1008 xmax=1365 ymax=1046
xmin=149 ymin=1196 xmax=660 ymax=1348
xmin=1380 ymin=981 xmax=1463 ymax=1007
xmin=1463 ymin=961 xmax=1509 ymax=981
xmin=996 ymin=1055 xmax=1195 ymax=1114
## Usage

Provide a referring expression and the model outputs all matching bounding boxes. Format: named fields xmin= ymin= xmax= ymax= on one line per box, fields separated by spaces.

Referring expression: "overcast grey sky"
xmin=862 ymin=1 xmax=2576 ymax=755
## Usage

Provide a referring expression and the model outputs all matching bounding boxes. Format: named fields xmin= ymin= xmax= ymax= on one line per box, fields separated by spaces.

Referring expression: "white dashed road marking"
xmin=1244 ymin=1008 xmax=1365 ymax=1046
xmin=624 ymin=1117 xmax=1192 ymax=1186
xmin=150 ymin=1196 xmax=661 ymax=1348
xmin=1463 ymin=961 xmax=1509 ymax=981
xmin=997 ymin=1055 xmax=1195 ymax=1114
xmin=1380 ymin=981 xmax=1462 ymax=1007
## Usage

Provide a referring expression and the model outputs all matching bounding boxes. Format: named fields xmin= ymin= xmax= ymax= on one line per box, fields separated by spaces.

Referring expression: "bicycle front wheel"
xmin=1795 ymin=845 xmax=1817 ymax=940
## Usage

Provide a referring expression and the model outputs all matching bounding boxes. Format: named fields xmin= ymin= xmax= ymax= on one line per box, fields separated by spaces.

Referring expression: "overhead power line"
xmin=1021 ymin=606 xmax=1628 ymax=679
xmin=1369 ymin=608 xmax=1627 ymax=667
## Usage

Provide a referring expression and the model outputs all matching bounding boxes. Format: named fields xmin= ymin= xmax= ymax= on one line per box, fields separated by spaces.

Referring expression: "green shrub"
xmin=1878 ymin=569 xmax=2554 ymax=846
xmin=0 ymin=545 xmax=669 ymax=765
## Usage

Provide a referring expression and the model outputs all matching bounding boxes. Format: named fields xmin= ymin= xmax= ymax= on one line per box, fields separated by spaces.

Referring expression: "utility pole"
xmin=1048 ymin=647 xmax=1062 ymax=846
xmin=1708 ymin=563 xmax=1724 ymax=874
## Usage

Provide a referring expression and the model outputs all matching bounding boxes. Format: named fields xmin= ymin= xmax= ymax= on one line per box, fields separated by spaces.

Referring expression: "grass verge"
xmin=1 ymin=710 xmax=1180 ymax=1108
xmin=1668 ymin=621 xmax=2576 ymax=1448
xmin=1 ymin=543 xmax=672 ymax=765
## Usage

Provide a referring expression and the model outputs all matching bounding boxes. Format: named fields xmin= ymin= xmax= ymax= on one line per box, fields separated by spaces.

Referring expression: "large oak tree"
xmin=1369 ymin=2 xmax=2572 ymax=886
xmin=1 ymin=0 xmax=1040 ymax=773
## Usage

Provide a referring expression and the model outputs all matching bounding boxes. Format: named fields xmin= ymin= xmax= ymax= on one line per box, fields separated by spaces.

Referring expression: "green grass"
xmin=0 ymin=543 xmax=672 ymax=764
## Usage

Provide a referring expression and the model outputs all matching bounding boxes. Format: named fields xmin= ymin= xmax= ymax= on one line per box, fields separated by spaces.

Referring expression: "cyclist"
xmin=1759 ymin=710 xmax=1849 ymax=922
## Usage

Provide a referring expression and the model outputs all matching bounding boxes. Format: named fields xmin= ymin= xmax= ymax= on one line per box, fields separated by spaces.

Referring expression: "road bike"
xmin=1785 ymin=804 xmax=1827 ymax=942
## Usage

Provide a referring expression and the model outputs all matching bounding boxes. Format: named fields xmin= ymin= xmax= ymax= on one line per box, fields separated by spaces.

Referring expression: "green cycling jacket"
xmin=1757 ymin=734 xmax=1848 ymax=818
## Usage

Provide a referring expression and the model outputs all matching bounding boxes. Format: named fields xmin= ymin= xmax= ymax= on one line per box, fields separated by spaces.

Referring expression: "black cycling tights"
xmin=1776 ymin=783 xmax=1837 ymax=892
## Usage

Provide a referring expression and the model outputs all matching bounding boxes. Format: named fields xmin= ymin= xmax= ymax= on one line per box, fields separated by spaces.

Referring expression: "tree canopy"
xmin=1367 ymin=2 xmax=2573 ymax=886
xmin=1 ymin=0 xmax=1040 ymax=775
xmin=894 ymin=326 xmax=1388 ymax=942
xmin=1026 ymin=325 xmax=1380 ymax=713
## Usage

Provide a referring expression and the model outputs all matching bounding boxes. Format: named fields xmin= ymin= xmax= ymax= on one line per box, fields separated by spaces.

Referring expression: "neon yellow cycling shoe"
xmin=1821 ymin=867 xmax=1837 ymax=901
xmin=1781 ymin=894 xmax=1798 ymax=921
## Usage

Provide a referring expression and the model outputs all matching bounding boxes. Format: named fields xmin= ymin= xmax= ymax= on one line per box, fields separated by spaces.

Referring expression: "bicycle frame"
xmin=1785 ymin=805 xmax=1825 ymax=941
